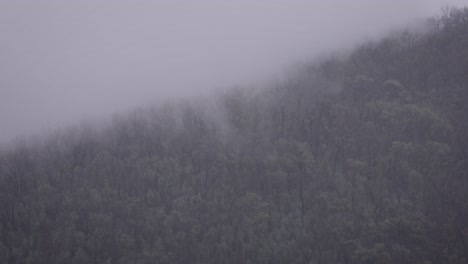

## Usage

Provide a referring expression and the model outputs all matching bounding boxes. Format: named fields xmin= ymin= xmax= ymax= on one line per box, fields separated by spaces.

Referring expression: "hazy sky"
xmin=0 ymin=0 xmax=466 ymax=145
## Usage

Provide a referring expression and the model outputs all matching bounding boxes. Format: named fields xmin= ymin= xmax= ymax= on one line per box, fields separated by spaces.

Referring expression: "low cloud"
xmin=0 ymin=0 xmax=465 ymax=145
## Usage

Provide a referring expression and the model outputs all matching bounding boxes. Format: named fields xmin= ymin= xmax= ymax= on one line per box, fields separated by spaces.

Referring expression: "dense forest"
xmin=1 ymin=7 xmax=467 ymax=264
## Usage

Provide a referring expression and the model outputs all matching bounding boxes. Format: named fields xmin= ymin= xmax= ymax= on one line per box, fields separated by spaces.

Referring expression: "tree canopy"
xmin=0 ymin=7 xmax=467 ymax=264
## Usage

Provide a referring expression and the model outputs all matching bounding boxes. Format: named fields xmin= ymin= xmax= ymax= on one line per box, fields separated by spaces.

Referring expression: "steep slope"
xmin=0 ymin=7 xmax=467 ymax=264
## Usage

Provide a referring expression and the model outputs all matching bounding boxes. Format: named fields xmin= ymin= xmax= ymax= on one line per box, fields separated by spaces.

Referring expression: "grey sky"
xmin=0 ymin=0 xmax=465 ymax=145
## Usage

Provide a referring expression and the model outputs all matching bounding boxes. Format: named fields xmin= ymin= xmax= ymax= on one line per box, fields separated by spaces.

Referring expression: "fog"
xmin=0 ymin=0 xmax=465 ymax=145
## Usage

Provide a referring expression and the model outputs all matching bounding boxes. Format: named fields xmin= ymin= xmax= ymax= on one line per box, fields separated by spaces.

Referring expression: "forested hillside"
xmin=1 ymin=7 xmax=467 ymax=264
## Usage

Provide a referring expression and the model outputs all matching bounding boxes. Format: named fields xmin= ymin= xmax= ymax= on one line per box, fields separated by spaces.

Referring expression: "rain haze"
xmin=0 ymin=0 xmax=465 ymax=145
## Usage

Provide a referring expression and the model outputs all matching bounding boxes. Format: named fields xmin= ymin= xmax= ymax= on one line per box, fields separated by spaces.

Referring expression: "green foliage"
xmin=1 ymin=7 xmax=467 ymax=264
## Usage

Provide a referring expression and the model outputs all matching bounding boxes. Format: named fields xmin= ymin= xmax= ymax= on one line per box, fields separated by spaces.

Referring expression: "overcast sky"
xmin=0 ymin=0 xmax=466 ymax=145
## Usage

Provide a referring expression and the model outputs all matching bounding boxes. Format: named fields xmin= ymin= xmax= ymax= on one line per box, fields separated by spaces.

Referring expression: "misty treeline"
xmin=1 ymin=7 xmax=468 ymax=264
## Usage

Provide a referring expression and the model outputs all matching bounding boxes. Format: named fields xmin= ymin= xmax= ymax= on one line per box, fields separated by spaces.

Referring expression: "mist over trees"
xmin=1 ymin=7 xmax=468 ymax=264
